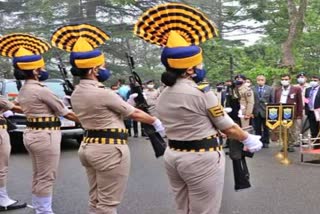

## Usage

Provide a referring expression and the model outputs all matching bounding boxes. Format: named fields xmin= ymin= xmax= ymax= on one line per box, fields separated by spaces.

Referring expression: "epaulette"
xmin=197 ymin=83 xmax=211 ymax=93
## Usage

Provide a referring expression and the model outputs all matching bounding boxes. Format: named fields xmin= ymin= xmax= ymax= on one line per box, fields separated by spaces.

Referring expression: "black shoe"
xmin=0 ymin=201 xmax=27 ymax=211
xmin=134 ymin=134 xmax=138 ymax=138
xmin=263 ymin=144 xmax=269 ymax=148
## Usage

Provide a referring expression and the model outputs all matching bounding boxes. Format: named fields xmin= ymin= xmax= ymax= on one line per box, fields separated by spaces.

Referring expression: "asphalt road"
xmin=5 ymin=138 xmax=320 ymax=214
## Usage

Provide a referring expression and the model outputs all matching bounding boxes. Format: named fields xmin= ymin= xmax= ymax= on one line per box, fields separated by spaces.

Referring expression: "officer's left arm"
xmin=39 ymin=88 xmax=71 ymax=117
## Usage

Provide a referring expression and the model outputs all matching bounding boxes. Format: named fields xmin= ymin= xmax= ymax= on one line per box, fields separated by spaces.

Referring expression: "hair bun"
xmin=161 ymin=71 xmax=179 ymax=86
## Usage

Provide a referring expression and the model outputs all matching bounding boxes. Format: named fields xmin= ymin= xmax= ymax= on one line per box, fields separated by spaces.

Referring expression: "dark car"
xmin=0 ymin=79 xmax=83 ymax=145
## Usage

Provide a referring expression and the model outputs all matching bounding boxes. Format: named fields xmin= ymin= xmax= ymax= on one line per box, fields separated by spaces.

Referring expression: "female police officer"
xmin=134 ymin=3 xmax=263 ymax=214
xmin=0 ymin=33 xmax=79 ymax=214
xmin=51 ymin=24 xmax=165 ymax=214
xmin=0 ymin=98 xmax=27 ymax=211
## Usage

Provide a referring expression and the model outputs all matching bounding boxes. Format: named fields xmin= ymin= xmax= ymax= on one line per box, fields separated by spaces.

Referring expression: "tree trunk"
xmin=280 ymin=0 xmax=308 ymax=71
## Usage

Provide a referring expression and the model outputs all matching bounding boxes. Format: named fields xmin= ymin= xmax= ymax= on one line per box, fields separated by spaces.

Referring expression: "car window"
xmin=5 ymin=81 xmax=19 ymax=101
xmin=5 ymin=82 xmax=19 ymax=95
xmin=44 ymin=81 xmax=66 ymax=99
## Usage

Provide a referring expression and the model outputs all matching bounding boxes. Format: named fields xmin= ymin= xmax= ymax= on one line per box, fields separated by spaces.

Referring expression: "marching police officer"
xmin=51 ymin=24 xmax=165 ymax=214
xmin=0 ymin=98 xmax=27 ymax=211
xmin=0 ymin=33 xmax=79 ymax=214
xmin=134 ymin=3 xmax=263 ymax=214
xmin=234 ymin=74 xmax=254 ymax=128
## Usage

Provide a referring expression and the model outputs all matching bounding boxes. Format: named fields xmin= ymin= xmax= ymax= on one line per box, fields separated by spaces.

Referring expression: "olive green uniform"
xmin=156 ymin=78 xmax=235 ymax=214
xmin=71 ymin=80 xmax=135 ymax=214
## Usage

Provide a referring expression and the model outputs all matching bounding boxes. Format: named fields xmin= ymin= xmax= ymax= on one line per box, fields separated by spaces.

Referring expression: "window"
xmin=44 ymin=81 xmax=66 ymax=99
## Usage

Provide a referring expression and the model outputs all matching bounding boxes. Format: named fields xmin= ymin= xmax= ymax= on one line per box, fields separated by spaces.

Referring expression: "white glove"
xmin=152 ymin=118 xmax=166 ymax=137
xmin=224 ymin=107 xmax=232 ymax=113
xmin=127 ymin=93 xmax=138 ymax=106
xmin=3 ymin=110 xmax=13 ymax=118
xmin=241 ymin=133 xmax=263 ymax=153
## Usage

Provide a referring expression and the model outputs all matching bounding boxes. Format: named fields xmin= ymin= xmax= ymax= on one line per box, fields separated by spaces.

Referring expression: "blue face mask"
xmin=192 ymin=68 xmax=206 ymax=83
xmin=96 ymin=68 xmax=111 ymax=82
xmin=38 ymin=70 xmax=49 ymax=81
xmin=234 ymin=80 xmax=244 ymax=86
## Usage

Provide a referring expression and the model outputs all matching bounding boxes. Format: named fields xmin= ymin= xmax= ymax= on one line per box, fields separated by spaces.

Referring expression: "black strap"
xmin=169 ymin=137 xmax=219 ymax=151
xmin=85 ymin=130 xmax=128 ymax=140
xmin=26 ymin=121 xmax=61 ymax=128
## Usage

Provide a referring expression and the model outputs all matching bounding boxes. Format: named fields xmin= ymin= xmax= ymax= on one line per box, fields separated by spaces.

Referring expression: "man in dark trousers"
xmin=274 ymin=74 xmax=303 ymax=152
xmin=305 ymin=75 xmax=320 ymax=147
xmin=253 ymin=75 xmax=274 ymax=148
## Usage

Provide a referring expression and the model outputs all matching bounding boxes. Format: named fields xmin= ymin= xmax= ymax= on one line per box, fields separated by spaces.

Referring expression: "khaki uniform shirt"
xmin=71 ymin=80 xmax=135 ymax=130
xmin=17 ymin=80 xmax=70 ymax=118
xmin=0 ymin=97 xmax=14 ymax=120
xmin=237 ymin=84 xmax=254 ymax=116
xmin=156 ymin=78 xmax=235 ymax=141
xmin=144 ymin=88 xmax=160 ymax=116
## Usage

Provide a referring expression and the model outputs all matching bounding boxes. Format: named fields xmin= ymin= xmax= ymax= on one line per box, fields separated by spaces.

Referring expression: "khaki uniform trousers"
xmin=164 ymin=148 xmax=225 ymax=214
xmin=78 ymin=143 xmax=130 ymax=214
xmin=23 ymin=130 xmax=61 ymax=197
xmin=0 ymin=130 xmax=10 ymax=187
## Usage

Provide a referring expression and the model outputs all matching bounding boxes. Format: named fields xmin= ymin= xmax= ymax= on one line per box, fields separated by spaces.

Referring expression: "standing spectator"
xmin=295 ymin=72 xmax=309 ymax=138
xmin=117 ymin=79 xmax=130 ymax=100
xmin=253 ymin=75 xmax=274 ymax=148
xmin=245 ymin=78 xmax=253 ymax=88
xmin=117 ymin=79 xmax=132 ymax=136
xmin=274 ymin=74 xmax=303 ymax=152
xmin=305 ymin=75 xmax=320 ymax=148
xmin=234 ymin=75 xmax=254 ymax=128
xmin=215 ymin=82 xmax=226 ymax=106
xmin=144 ymin=80 xmax=160 ymax=116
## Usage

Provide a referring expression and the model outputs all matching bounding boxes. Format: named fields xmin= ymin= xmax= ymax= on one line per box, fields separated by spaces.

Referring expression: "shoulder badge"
xmin=208 ymin=105 xmax=224 ymax=117
xmin=197 ymin=83 xmax=211 ymax=93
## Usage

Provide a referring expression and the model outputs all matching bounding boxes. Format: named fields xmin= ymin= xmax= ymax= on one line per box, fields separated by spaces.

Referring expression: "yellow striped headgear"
xmin=51 ymin=24 xmax=110 ymax=69
xmin=0 ymin=33 xmax=51 ymax=70
xmin=134 ymin=3 xmax=218 ymax=69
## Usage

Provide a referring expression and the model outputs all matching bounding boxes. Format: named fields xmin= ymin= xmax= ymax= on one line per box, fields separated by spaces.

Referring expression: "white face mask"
xmin=147 ymin=84 xmax=154 ymax=89
xmin=297 ymin=77 xmax=305 ymax=84
xmin=281 ymin=80 xmax=290 ymax=86
xmin=309 ymin=81 xmax=319 ymax=88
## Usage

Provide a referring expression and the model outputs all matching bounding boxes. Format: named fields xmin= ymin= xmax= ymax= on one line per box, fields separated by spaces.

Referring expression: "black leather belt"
xmin=26 ymin=117 xmax=61 ymax=130
xmin=83 ymin=129 xmax=128 ymax=144
xmin=169 ymin=136 xmax=222 ymax=152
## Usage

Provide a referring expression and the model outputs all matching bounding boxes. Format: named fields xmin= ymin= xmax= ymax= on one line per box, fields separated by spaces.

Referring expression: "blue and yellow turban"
xmin=0 ymin=33 xmax=50 ymax=70
xmin=51 ymin=24 xmax=110 ymax=69
xmin=134 ymin=3 xmax=218 ymax=69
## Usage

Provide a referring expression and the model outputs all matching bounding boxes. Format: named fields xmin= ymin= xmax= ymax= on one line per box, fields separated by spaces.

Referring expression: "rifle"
xmin=126 ymin=52 xmax=167 ymax=158
xmin=56 ymin=54 xmax=74 ymax=96
xmin=228 ymin=126 xmax=254 ymax=191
